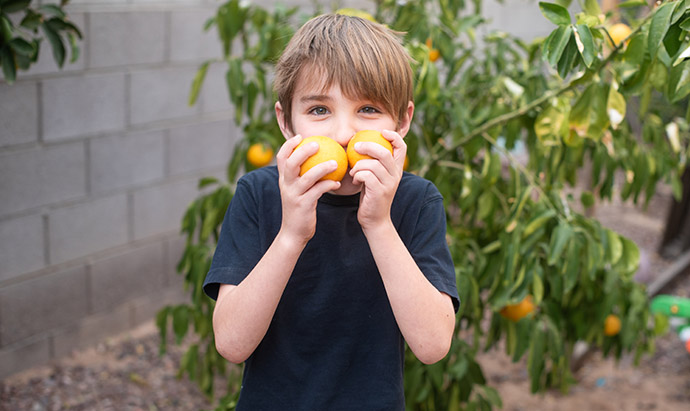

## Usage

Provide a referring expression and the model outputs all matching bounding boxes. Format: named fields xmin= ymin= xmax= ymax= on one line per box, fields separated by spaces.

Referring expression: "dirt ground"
xmin=2 ymin=185 xmax=690 ymax=410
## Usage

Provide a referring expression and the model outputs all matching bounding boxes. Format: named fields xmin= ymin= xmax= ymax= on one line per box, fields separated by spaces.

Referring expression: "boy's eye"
xmin=360 ymin=106 xmax=381 ymax=114
xmin=309 ymin=106 xmax=329 ymax=115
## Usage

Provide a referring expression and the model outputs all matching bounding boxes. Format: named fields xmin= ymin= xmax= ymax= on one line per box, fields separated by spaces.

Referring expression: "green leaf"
xmin=198 ymin=176 xmax=219 ymax=189
xmin=618 ymin=0 xmax=647 ymax=7
xmin=583 ymin=0 xmax=602 ymax=16
xmin=189 ymin=61 xmax=210 ymax=106
xmin=569 ymin=82 xmax=609 ymax=140
xmin=575 ymin=24 xmax=596 ymax=67
xmin=668 ymin=60 xmax=690 ymax=102
xmin=67 ymin=31 xmax=79 ymax=63
xmin=548 ymin=221 xmax=573 ymax=265
xmin=19 ymin=10 xmax=41 ymax=31
xmin=648 ymin=1 xmax=677 ymax=59
xmin=527 ymin=323 xmax=546 ymax=392
xmin=557 ymin=35 xmax=579 ymax=78
xmin=681 ymin=16 xmax=690 ymax=31
xmin=523 ymin=209 xmax=556 ymax=238
xmin=2 ymin=0 xmax=31 ymax=14
xmin=38 ymin=4 xmax=66 ymax=18
xmin=546 ymin=25 xmax=573 ymax=67
xmin=539 ymin=2 xmax=571 ymax=26
xmin=41 ymin=21 xmax=65 ymax=67
xmin=535 ymin=98 xmax=569 ymax=145
xmin=8 ymin=37 xmax=34 ymax=56
xmin=1 ymin=15 xmax=13 ymax=42
xmin=155 ymin=307 xmax=169 ymax=355
xmin=172 ymin=305 xmax=190 ymax=344
xmin=0 ymin=46 xmax=16 ymax=84
xmin=216 ymin=0 xmax=247 ymax=56
xmin=563 ymin=238 xmax=582 ymax=293
xmin=580 ymin=191 xmax=595 ymax=208
xmin=619 ymin=237 xmax=640 ymax=276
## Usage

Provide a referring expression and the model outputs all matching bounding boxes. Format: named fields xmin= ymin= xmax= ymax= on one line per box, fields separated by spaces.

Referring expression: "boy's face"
xmin=275 ymin=69 xmax=414 ymax=194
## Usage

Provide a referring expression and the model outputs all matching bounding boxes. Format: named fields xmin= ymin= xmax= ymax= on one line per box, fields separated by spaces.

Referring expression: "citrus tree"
xmin=157 ymin=0 xmax=689 ymax=409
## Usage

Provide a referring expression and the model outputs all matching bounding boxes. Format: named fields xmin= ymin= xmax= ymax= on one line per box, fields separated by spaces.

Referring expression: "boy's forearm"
xmin=363 ymin=222 xmax=456 ymax=364
xmin=213 ymin=231 xmax=305 ymax=363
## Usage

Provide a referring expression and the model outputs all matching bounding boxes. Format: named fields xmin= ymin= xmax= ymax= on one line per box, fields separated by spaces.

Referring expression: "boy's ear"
xmin=398 ymin=101 xmax=415 ymax=138
xmin=275 ymin=101 xmax=293 ymax=139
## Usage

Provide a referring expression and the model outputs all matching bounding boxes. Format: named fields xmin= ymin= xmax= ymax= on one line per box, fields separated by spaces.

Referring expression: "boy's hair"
xmin=274 ymin=13 xmax=414 ymax=133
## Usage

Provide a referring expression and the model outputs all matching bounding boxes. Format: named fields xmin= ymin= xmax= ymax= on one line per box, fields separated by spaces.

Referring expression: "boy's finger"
xmin=298 ymin=160 xmax=340 ymax=188
xmin=277 ymin=135 xmax=303 ymax=165
xmin=382 ymin=129 xmax=407 ymax=170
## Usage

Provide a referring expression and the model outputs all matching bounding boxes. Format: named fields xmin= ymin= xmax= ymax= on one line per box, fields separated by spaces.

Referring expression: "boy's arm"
xmin=364 ymin=224 xmax=456 ymax=364
xmin=213 ymin=135 xmax=341 ymax=364
xmin=350 ymin=130 xmax=455 ymax=364
xmin=213 ymin=231 xmax=304 ymax=363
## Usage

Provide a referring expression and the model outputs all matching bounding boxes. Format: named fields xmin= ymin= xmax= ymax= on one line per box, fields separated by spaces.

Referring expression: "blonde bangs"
xmin=274 ymin=14 xmax=413 ymax=133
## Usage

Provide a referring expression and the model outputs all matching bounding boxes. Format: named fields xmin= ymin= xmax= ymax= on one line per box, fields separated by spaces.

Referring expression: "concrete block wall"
xmin=0 ymin=0 xmax=240 ymax=379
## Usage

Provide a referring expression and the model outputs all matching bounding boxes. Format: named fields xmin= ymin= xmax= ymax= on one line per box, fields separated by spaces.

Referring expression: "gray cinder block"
xmin=129 ymin=67 xmax=200 ymax=125
xmin=42 ymin=73 xmax=127 ymax=142
xmin=88 ymin=11 xmax=167 ymax=69
xmin=89 ymin=241 xmax=165 ymax=312
xmin=0 ymin=142 xmax=86 ymax=216
xmin=51 ymin=303 xmax=131 ymax=360
xmin=0 ymin=213 xmax=45 ymax=282
xmin=132 ymin=178 xmax=199 ymax=240
xmin=48 ymin=194 xmax=128 ymax=265
xmin=0 ymin=337 xmax=51 ymax=380
xmin=170 ymin=8 xmax=221 ymax=63
xmin=0 ymin=81 xmax=39 ymax=147
xmin=89 ymin=129 xmax=165 ymax=193
xmin=168 ymin=119 xmax=235 ymax=176
xmin=199 ymin=63 xmax=234 ymax=114
xmin=0 ymin=265 xmax=89 ymax=347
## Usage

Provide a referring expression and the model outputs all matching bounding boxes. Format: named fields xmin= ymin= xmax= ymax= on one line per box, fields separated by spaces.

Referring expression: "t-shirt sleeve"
xmin=408 ymin=186 xmax=460 ymax=312
xmin=203 ymin=179 xmax=264 ymax=300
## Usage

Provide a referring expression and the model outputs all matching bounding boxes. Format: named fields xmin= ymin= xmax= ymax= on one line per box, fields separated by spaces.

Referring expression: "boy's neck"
xmin=329 ymin=173 xmax=363 ymax=196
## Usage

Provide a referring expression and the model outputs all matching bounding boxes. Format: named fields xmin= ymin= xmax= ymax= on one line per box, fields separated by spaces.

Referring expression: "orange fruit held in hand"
xmin=346 ymin=130 xmax=394 ymax=168
xmin=247 ymin=143 xmax=274 ymax=167
xmin=499 ymin=295 xmax=536 ymax=322
xmin=604 ymin=314 xmax=621 ymax=336
xmin=295 ymin=135 xmax=348 ymax=181
xmin=608 ymin=23 xmax=632 ymax=47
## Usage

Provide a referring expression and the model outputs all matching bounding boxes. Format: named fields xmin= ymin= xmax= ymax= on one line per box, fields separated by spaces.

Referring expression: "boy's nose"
xmin=333 ymin=125 xmax=356 ymax=148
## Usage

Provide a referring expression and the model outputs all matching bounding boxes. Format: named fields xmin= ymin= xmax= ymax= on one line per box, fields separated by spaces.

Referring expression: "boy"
xmin=203 ymin=13 xmax=459 ymax=410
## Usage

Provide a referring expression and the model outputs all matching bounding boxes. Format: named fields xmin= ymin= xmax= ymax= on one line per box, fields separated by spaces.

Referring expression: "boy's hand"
xmin=276 ymin=135 xmax=341 ymax=245
xmin=349 ymin=129 xmax=406 ymax=231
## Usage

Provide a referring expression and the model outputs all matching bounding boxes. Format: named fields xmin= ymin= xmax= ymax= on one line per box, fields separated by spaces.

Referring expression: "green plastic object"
xmin=650 ymin=295 xmax=690 ymax=318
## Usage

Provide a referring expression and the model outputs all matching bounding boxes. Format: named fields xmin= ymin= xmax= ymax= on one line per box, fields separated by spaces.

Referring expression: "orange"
xmin=608 ymin=23 xmax=632 ymax=47
xmin=425 ymin=38 xmax=441 ymax=62
xmin=294 ymin=136 xmax=348 ymax=181
xmin=247 ymin=143 xmax=274 ymax=167
xmin=499 ymin=295 xmax=535 ymax=322
xmin=346 ymin=130 xmax=394 ymax=168
xmin=604 ymin=314 xmax=621 ymax=336
xmin=403 ymin=154 xmax=409 ymax=171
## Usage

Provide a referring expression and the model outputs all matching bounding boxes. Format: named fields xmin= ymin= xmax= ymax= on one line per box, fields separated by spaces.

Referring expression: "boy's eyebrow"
xmin=299 ymin=94 xmax=333 ymax=103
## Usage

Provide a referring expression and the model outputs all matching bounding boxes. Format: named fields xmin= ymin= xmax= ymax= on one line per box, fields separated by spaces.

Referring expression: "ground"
xmin=2 ymin=185 xmax=690 ymax=410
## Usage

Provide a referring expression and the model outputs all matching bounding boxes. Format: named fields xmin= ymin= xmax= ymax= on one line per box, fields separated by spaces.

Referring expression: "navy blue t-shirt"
xmin=204 ymin=166 xmax=458 ymax=410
